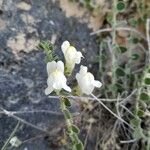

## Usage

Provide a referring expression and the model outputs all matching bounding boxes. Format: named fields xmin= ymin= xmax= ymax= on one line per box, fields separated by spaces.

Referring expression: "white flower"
xmin=76 ymin=65 xmax=102 ymax=95
xmin=45 ymin=61 xmax=71 ymax=95
xmin=61 ymin=41 xmax=83 ymax=73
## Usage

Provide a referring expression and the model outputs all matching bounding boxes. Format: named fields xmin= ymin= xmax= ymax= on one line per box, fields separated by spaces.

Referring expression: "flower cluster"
xmin=45 ymin=41 xmax=102 ymax=96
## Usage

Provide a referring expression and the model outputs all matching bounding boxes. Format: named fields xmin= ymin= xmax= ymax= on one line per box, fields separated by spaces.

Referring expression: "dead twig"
xmin=90 ymin=94 xmax=134 ymax=130
xmin=90 ymin=27 xmax=147 ymax=41
xmin=0 ymin=109 xmax=62 ymax=115
xmin=0 ymin=107 xmax=48 ymax=133
xmin=48 ymin=95 xmax=122 ymax=102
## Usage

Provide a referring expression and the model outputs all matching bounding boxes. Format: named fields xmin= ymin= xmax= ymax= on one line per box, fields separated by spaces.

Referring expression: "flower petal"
xmin=57 ymin=61 xmax=64 ymax=73
xmin=76 ymin=65 xmax=102 ymax=95
xmin=79 ymin=65 xmax=88 ymax=75
xmin=63 ymin=84 xmax=71 ymax=92
xmin=52 ymin=75 xmax=64 ymax=89
xmin=75 ymin=51 xmax=83 ymax=64
xmin=61 ymin=41 xmax=70 ymax=54
xmin=53 ymin=82 xmax=62 ymax=90
xmin=84 ymin=86 xmax=94 ymax=95
xmin=75 ymin=73 xmax=80 ymax=81
xmin=47 ymin=61 xmax=56 ymax=76
xmin=52 ymin=73 xmax=67 ymax=90
xmin=93 ymin=80 xmax=102 ymax=88
xmin=66 ymin=46 xmax=77 ymax=60
xmin=87 ymin=73 xmax=94 ymax=83
xmin=45 ymin=87 xmax=53 ymax=95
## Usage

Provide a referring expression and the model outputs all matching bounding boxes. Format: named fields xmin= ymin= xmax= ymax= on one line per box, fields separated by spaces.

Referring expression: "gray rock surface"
xmin=0 ymin=0 xmax=98 ymax=149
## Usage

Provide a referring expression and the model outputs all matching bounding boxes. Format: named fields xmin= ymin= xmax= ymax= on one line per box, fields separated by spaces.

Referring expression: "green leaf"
xmin=140 ymin=93 xmax=150 ymax=102
xmin=129 ymin=19 xmax=138 ymax=27
xmin=71 ymin=133 xmax=79 ymax=144
xmin=137 ymin=17 xmax=143 ymax=24
xmin=101 ymin=67 xmax=105 ymax=72
xmin=64 ymin=98 xmax=71 ymax=107
xmin=109 ymin=83 xmax=124 ymax=93
xmin=71 ymin=125 xmax=80 ymax=134
xmin=75 ymin=142 xmax=84 ymax=150
xmin=38 ymin=41 xmax=53 ymax=51
xmin=106 ymin=12 xmax=113 ymax=24
xmin=132 ymin=53 xmax=140 ymax=60
xmin=130 ymin=118 xmax=141 ymax=127
xmin=84 ymin=0 xmax=93 ymax=11
xmin=137 ymin=109 xmax=145 ymax=117
xmin=116 ymin=2 xmax=126 ymax=12
xmin=116 ymin=46 xmax=127 ymax=53
xmin=127 ymin=74 xmax=135 ymax=81
xmin=131 ymin=37 xmax=140 ymax=44
xmin=133 ymin=127 xmax=144 ymax=140
xmin=115 ymin=68 xmax=125 ymax=76
xmin=142 ymin=14 xmax=147 ymax=22
xmin=116 ymin=83 xmax=124 ymax=92
xmin=109 ymin=84 xmax=118 ymax=92
xmin=144 ymin=78 xmax=150 ymax=85
xmin=63 ymin=109 xmax=71 ymax=119
xmin=100 ymin=54 xmax=107 ymax=61
xmin=38 ymin=41 xmax=58 ymax=62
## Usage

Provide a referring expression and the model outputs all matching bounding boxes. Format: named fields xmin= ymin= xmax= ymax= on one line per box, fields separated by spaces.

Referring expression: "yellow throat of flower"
xmin=52 ymin=69 xmax=61 ymax=77
xmin=67 ymin=46 xmax=76 ymax=53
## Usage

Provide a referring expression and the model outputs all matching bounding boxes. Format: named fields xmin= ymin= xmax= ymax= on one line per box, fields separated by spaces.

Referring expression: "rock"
xmin=0 ymin=18 xmax=6 ymax=30
xmin=0 ymin=0 xmax=99 ymax=149
xmin=16 ymin=2 xmax=31 ymax=11
xmin=7 ymin=33 xmax=40 ymax=54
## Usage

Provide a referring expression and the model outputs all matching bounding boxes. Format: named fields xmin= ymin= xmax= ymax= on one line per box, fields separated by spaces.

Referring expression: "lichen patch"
xmin=16 ymin=2 xmax=31 ymax=11
xmin=7 ymin=33 xmax=39 ymax=56
xmin=0 ymin=18 xmax=6 ymax=30
xmin=20 ymin=14 xmax=36 ymax=25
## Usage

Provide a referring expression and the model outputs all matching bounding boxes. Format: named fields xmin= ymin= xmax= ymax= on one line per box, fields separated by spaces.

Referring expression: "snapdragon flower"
xmin=76 ymin=65 xmax=102 ymax=95
xmin=45 ymin=61 xmax=71 ymax=95
xmin=61 ymin=41 xmax=83 ymax=74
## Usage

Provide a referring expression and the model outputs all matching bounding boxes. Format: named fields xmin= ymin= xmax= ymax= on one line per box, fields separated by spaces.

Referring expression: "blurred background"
xmin=0 ymin=0 xmax=150 ymax=150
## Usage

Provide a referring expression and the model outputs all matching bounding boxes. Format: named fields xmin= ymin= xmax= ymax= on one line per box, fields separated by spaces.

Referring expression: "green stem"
xmin=59 ymin=96 xmax=83 ymax=150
